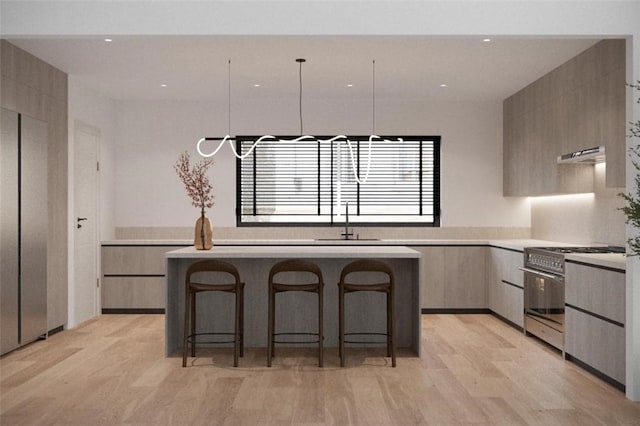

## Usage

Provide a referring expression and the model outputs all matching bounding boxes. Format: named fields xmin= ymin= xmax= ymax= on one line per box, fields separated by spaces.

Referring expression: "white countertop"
xmin=487 ymin=239 xmax=567 ymax=251
xmin=166 ymin=245 xmax=420 ymax=259
xmin=103 ymin=238 xmax=627 ymax=271
xmin=565 ymin=253 xmax=627 ymax=270
xmin=104 ymin=238 xmax=553 ymax=247
xmin=103 ymin=239 xmax=192 ymax=245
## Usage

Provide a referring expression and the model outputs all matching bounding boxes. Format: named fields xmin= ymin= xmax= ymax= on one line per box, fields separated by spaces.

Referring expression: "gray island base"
xmin=165 ymin=246 xmax=421 ymax=358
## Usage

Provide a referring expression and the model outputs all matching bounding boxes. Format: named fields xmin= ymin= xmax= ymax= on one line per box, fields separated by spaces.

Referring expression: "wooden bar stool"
xmin=268 ymin=259 xmax=324 ymax=367
xmin=338 ymin=259 xmax=395 ymax=367
xmin=182 ymin=260 xmax=244 ymax=367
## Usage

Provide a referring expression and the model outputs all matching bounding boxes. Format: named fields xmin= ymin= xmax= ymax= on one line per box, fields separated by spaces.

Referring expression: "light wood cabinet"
xmin=565 ymin=261 xmax=625 ymax=324
xmin=102 ymin=277 xmax=165 ymax=309
xmin=565 ymin=306 xmax=625 ymax=385
xmin=101 ymin=245 xmax=187 ymax=312
xmin=413 ymin=246 xmax=487 ymax=310
xmin=102 ymin=245 xmax=178 ymax=275
xmin=486 ymin=247 xmax=524 ymax=328
xmin=415 ymin=247 xmax=445 ymax=309
xmin=503 ymin=39 xmax=626 ymax=196
xmin=564 ymin=261 xmax=625 ymax=386
xmin=601 ymin=66 xmax=627 ymax=187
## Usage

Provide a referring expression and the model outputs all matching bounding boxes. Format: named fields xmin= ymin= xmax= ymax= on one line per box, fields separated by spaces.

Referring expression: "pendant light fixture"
xmin=296 ymin=58 xmax=305 ymax=135
xmin=293 ymin=58 xmax=305 ymax=191
xmin=195 ymin=58 xmax=401 ymax=184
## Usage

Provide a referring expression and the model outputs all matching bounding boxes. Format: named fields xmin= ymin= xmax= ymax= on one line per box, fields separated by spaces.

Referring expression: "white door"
xmin=73 ymin=121 xmax=100 ymax=326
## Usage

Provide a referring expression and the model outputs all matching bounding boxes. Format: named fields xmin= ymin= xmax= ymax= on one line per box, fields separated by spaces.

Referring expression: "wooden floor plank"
xmin=1 ymin=313 xmax=639 ymax=425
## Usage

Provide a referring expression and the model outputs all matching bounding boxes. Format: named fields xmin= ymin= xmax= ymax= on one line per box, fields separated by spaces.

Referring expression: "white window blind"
xmin=237 ymin=136 xmax=440 ymax=226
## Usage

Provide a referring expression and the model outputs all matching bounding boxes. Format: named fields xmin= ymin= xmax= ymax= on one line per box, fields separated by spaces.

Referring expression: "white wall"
xmin=113 ymin=97 xmax=530 ymax=228
xmin=114 ymin=100 xmax=237 ymax=228
xmin=68 ymin=78 xmax=117 ymax=327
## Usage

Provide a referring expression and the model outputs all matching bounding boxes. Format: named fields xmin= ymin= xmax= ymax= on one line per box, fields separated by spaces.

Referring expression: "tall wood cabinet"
xmin=1 ymin=41 xmax=68 ymax=333
xmin=1 ymin=108 xmax=48 ymax=355
xmin=503 ymin=39 xmax=626 ymax=196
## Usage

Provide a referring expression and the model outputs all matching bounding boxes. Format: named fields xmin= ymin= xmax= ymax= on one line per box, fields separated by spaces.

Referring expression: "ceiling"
xmin=8 ymin=36 xmax=598 ymax=103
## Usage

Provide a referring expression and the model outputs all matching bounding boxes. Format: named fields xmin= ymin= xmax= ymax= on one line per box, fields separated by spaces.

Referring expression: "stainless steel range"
xmin=521 ymin=246 xmax=624 ymax=352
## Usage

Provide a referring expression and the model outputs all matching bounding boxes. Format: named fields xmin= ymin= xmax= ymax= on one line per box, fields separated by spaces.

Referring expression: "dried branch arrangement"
xmin=174 ymin=151 xmax=214 ymax=213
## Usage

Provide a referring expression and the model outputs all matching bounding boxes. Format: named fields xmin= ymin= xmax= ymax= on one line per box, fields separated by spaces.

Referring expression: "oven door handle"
xmin=519 ymin=267 xmax=562 ymax=280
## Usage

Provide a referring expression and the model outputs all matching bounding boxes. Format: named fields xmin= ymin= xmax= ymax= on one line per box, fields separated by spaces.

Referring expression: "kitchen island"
xmin=165 ymin=246 xmax=421 ymax=357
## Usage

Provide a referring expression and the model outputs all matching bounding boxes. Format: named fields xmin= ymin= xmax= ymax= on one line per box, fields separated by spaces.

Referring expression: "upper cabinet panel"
xmin=601 ymin=66 xmax=626 ymax=188
xmin=503 ymin=39 xmax=626 ymax=196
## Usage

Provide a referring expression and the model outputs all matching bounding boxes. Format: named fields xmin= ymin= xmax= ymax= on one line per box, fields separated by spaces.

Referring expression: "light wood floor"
xmin=2 ymin=314 xmax=639 ymax=425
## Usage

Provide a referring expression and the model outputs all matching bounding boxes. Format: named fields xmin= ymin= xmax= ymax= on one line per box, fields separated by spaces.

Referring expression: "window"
xmin=236 ymin=135 xmax=440 ymax=226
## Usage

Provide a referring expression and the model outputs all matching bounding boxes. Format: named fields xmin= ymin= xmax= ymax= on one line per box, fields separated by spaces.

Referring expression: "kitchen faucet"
xmin=341 ymin=202 xmax=354 ymax=240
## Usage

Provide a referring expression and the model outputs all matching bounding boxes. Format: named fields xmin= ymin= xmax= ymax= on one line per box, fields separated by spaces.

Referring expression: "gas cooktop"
xmin=524 ymin=246 xmax=625 ymax=275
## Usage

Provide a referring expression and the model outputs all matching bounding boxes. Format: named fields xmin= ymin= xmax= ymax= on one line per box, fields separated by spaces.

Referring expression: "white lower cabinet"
xmin=564 ymin=261 xmax=626 ymax=386
xmin=487 ymin=247 xmax=524 ymax=328
xmin=413 ymin=246 xmax=487 ymax=310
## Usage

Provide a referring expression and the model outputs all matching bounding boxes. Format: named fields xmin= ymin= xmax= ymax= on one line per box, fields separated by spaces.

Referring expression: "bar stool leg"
xmin=390 ymin=289 xmax=396 ymax=367
xmin=239 ymin=284 xmax=245 ymax=357
xmin=267 ymin=286 xmax=275 ymax=367
xmin=318 ymin=286 xmax=324 ymax=367
xmin=386 ymin=291 xmax=392 ymax=358
xmin=339 ymin=285 xmax=345 ymax=367
xmin=233 ymin=288 xmax=240 ymax=368
xmin=182 ymin=288 xmax=191 ymax=367
xmin=190 ymin=292 xmax=197 ymax=358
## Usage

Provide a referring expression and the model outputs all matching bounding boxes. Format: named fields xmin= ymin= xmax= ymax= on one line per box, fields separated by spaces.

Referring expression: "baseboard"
xmin=102 ymin=309 xmax=165 ymax=314
xmin=489 ymin=311 xmax=524 ymax=332
xmin=564 ymin=353 xmax=625 ymax=392
xmin=47 ymin=325 xmax=64 ymax=336
xmin=421 ymin=308 xmax=491 ymax=314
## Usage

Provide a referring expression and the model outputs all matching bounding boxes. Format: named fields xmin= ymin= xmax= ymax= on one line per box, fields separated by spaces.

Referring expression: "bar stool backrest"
xmin=339 ymin=259 xmax=394 ymax=288
xmin=186 ymin=259 xmax=242 ymax=286
xmin=269 ymin=259 xmax=324 ymax=285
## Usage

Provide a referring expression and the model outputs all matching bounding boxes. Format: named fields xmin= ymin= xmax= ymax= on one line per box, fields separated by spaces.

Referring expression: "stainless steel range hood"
xmin=557 ymin=146 xmax=605 ymax=164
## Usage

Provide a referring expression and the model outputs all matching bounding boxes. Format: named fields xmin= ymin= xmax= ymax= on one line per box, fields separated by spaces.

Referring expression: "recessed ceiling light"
xmin=253 ymin=84 xmax=261 ymax=88
xmin=160 ymin=84 xmax=167 ymax=88
xmin=483 ymin=38 xmax=492 ymax=42
xmin=104 ymin=38 xmax=113 ymax=42
xmin=439 ymin=83 xmax=448 ymax=88
xmin=347 ymin=84 xmax=354 ymax=87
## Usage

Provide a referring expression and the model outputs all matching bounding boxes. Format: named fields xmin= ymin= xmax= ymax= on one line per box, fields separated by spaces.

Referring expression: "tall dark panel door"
xmin=1 ymin=108 xmax=48 ymax=355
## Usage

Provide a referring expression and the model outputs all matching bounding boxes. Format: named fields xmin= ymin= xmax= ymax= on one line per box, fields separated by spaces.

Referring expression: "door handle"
xmin=77 ymin=217 xmax=88 ymax=229
xmin=519 ymin=267 xmax=562 ymax=281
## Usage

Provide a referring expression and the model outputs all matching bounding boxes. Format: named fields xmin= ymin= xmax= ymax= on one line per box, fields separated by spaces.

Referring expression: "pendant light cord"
xmin=372 ymin=59 xmax=376 ymax=135
xmin=228 ymin=59 xmax=231 ymax=135
xmin=197 ymin=56 xmax=384 ymax=188
xmin=299 ymin=59 xmax=304 ymax=135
